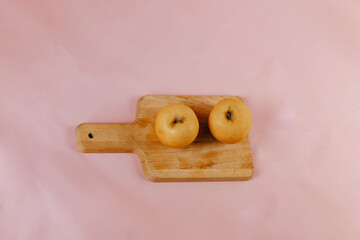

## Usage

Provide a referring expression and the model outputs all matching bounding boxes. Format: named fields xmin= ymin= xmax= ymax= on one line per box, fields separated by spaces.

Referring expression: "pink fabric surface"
xmin=1 ymin=1 xmax=360 ymax=239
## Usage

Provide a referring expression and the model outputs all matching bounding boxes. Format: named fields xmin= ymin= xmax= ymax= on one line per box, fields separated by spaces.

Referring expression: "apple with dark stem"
xmin=208 ymin=98 xmax=252 ymax=144
xmin=155 ymin=103 xmax=199 ymax=148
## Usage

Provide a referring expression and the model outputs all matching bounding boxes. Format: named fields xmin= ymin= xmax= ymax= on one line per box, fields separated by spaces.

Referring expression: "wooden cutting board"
xmin=75 ymin=95 xmax=254 ymax=182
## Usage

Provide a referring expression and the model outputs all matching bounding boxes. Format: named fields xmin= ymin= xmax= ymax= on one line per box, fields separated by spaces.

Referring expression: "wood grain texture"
xmin=75 ymin=95 xmax=253 ymax=182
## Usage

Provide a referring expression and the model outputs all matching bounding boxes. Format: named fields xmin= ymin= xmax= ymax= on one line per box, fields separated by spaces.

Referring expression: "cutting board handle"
xmin=75 ymin=123 xmax=137 ymax=153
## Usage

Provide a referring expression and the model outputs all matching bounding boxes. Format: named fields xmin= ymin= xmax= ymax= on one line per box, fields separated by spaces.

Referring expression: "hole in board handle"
xmin=88 ymin=133 xmax=93 ymax=138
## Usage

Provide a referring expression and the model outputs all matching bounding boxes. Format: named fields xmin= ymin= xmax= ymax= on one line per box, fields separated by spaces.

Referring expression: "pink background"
xmin=1 ymin=1 xmax=360 ymax=239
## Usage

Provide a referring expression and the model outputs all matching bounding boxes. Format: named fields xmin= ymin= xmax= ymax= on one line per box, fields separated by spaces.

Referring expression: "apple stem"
xmin=174 ymin=117 xmax=183 ymax=123
xmin=226 ymin=111 xmax=233 ymax=120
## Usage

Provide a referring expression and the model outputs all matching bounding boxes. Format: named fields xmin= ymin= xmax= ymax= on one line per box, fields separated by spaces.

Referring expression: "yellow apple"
xmin=155 ymin=103 xmax=199 ymax=148
xmin=208 ymin=98 xmax=252 ymax=144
